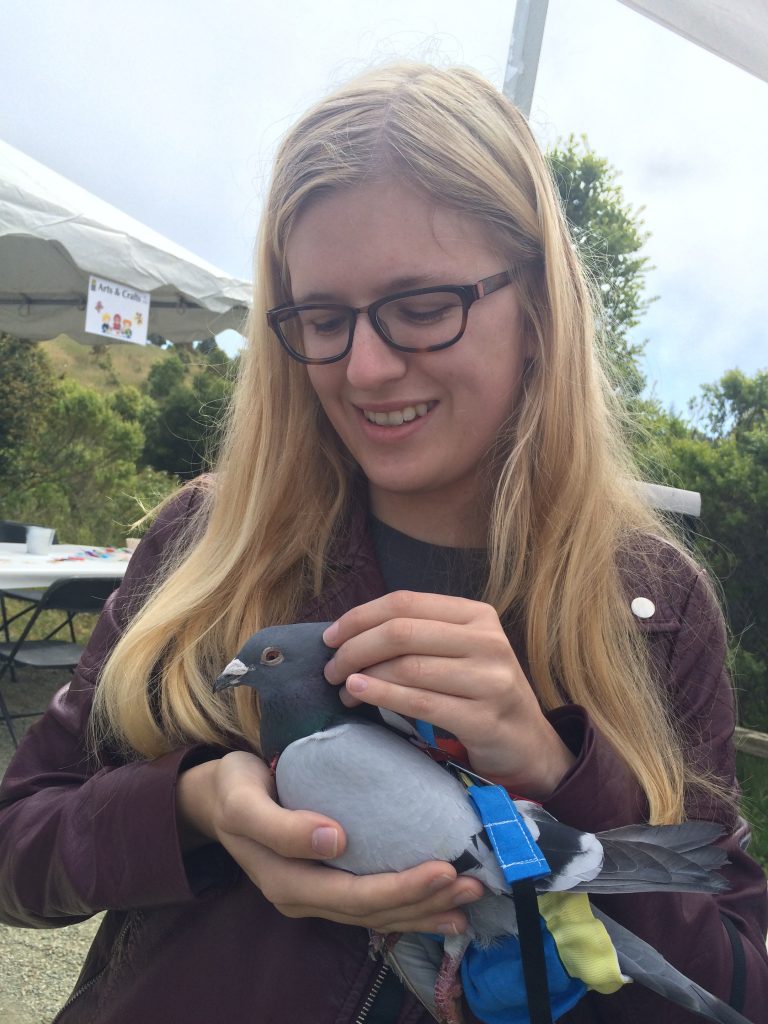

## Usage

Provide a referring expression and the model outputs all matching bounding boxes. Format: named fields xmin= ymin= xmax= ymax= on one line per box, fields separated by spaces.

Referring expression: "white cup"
xmin=26 ymin=526 xmax=55 ymax=555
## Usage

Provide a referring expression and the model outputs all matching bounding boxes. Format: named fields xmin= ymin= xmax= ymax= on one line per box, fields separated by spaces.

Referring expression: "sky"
xmin=1 ymin=0 xmax=766 ymax=412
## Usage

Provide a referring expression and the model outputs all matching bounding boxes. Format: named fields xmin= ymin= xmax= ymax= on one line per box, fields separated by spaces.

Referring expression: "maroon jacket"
xmin=1 ymin=483 xmax=766 ymax=1024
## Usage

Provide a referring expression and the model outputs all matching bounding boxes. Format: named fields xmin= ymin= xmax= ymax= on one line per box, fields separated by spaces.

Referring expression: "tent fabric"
xmin=619 ymin=0 xmax=768 ymax=83
xmin=0 ymin=139 xmax=251 ymax=345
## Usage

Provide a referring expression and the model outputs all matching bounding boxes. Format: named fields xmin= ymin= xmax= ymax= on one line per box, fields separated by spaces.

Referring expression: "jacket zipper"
xmin=355 ymin=963 xmax=391 ymax=1024
xmin=50 ymin=916 xmax=132 ymax=1023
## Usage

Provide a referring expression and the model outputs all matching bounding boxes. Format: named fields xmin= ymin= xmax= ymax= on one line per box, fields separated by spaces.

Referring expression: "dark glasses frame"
xmin=266 ymin=269 xmax=515 ymax=365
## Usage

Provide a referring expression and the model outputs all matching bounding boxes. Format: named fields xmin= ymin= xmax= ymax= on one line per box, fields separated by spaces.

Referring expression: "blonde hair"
xmin=95 ymin=63 xmax=696 ymax=822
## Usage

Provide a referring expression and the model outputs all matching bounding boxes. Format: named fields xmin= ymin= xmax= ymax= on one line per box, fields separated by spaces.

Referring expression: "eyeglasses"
xmin=266 ymin=269 xmax=514 ymax=365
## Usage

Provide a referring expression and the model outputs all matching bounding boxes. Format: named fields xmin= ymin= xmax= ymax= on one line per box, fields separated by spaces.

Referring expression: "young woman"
xmin=1 ymin=63 xmax=766 ymax=1024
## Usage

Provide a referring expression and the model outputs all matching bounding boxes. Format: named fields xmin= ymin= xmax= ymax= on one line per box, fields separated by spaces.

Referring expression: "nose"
xmin=344 ymin=312 xmax=408 ymax=390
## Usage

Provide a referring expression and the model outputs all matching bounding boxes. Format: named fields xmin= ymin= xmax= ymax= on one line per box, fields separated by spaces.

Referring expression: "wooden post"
xmin=735 ymin=727 xmax=768 ymax=759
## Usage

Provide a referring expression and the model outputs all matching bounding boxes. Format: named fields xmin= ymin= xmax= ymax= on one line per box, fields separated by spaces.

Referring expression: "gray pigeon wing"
xmin=598 ymin=821 xmax=725 ymax=853
xmin=386 ymin=932 xmax=443 ymax=1019
xmin=521 ymin=802 xmax=728 ymax=895
xmin=275 ymin=721 xmax=506 ymax=888
xmin=582 ymin=838 xmax=729 ymax=893
xmin=592 ymin=907 xmax=753 ymax=1024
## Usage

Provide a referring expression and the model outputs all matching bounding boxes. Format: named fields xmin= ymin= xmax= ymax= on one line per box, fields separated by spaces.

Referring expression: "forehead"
xmin=284 ymin=180 xmax=501 ymax=299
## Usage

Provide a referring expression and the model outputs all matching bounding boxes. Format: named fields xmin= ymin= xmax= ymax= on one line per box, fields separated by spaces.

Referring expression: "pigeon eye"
xmin=260 ymin=646 xmax=284 ymax=666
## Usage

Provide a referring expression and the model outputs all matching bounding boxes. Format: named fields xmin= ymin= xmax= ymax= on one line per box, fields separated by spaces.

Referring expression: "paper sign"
xmin=85 ymin=275 xmax=150 ymax=344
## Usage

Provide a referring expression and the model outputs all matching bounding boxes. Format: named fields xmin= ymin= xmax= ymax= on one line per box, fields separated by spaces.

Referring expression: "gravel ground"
xmin=0 ymin=669 xmax=103 ymax=1024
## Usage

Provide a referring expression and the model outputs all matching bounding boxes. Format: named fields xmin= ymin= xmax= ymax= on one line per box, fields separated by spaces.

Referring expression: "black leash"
xmin=512 ymin=879 xmax=554 ymax=1024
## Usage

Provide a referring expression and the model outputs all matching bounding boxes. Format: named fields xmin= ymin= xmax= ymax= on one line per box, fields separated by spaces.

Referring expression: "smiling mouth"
xmin=361 ymin=402 xmax=435 ymax=426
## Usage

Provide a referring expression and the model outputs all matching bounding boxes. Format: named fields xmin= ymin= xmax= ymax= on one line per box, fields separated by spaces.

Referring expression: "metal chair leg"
xmin=0 ymin=685 xmax=19 ymax=747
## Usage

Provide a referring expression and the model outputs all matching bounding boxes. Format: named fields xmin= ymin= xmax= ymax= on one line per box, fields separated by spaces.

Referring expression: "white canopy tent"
xmin=0 ymin=138 xmax=251 ymax=345
xmin=505 ymin=0 xmax=768 ymax=115
xmin=619 ymin=0 xmax=768 ymax=84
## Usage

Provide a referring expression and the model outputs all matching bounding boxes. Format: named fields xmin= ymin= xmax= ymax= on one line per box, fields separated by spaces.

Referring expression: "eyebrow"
xmin=293 ymin=272 xmax=449 ymax=305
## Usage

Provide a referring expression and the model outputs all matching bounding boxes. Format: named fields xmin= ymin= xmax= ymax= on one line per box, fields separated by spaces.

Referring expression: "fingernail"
xmin=347 ymin=675 xmax=368 ymax=694
xmin=323 ymin=622 xmax=339 ymax=646
xmin=427 ymin=874 xmax=454 ymax=894
xmin=436 ymin=920 xmax=461 ymax=936
xmin=311 ymin=827 xmax=338 ymax=857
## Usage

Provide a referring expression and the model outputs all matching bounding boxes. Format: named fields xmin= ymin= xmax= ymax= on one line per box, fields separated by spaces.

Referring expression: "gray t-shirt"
xmin=369 ymin=516 xmax=487 ymax=600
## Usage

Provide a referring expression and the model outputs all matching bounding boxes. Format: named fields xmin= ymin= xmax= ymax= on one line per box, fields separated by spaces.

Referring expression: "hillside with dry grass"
xmin=40 ymin=334 xmax=166 ymax=393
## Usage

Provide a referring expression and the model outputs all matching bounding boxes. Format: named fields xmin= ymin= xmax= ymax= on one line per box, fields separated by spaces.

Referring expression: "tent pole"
xmin=503 ymin=0 xmax=550 ymax=116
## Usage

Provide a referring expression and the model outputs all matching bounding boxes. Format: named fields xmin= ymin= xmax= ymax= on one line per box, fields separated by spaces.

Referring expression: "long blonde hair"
xmin=95 ymin=63 xmax=694 ymax=822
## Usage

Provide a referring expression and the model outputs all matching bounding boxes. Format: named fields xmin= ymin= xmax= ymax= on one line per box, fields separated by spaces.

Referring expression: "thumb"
xmin=216 ymin=750 xmax=348 ymax=861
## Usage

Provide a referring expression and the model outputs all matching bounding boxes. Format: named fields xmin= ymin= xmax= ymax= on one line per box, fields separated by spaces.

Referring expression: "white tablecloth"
xmin=0 ymin=543 xmax=131 ymax=590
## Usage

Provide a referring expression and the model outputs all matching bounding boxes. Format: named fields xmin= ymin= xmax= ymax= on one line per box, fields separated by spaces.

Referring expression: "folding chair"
xmin=0 ymin=521 xmax=28 ymax=543
xmin=0 ymin=521 xmax=58 ymax=645
xmin=0 ymin=575 xmax=121 ymax=747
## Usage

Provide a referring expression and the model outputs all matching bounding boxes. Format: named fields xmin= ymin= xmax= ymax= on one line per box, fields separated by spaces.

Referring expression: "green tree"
xmin=694 ymin=369 xmax=768 ymax=440
xmin=547 ymin=137 xmax=652 ymax=400
xmin=636 ymin=372 xmax=768 ymax=729
xmin=109 ymin=384 xmax=155 ymax=424
xmin=145 ymin=352 xmax=187 ymax=399
xmin=141 ymin=343 xmax=235 ymax=478
xmin=0 ymin=371 xmax=175 ymax=545
xmin=0 ymin=334 xmax=57 ymax=480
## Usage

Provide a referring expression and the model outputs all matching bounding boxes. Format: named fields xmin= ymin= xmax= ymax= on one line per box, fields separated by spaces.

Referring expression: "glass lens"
xmin=377 ymin=291 xmax=464 ymax=348
xmin=275 ymin=306 xmax=351 ymax=360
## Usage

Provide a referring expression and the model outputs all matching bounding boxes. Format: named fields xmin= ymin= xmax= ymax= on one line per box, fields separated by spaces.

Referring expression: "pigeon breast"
xmin=275 ymin=721 xmax=505 ymax=887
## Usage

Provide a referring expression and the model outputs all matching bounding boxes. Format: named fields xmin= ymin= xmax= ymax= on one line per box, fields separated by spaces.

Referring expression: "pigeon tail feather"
xmin=592 ymin=907 xmax=753 ymax=1024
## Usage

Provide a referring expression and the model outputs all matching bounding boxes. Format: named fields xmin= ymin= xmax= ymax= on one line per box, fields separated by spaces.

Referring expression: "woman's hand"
xmin=322 ymin=591 xmax=576 ymax=800
xmin=175 ymin=751 xmax=483 ymax=934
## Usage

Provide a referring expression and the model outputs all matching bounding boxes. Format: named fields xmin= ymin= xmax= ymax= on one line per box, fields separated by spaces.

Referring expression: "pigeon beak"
xmin=213 ymin=657 xmax=251 ymax=693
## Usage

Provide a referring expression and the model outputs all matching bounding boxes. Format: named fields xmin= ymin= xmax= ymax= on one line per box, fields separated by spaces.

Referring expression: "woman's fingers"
xmin=232 ymin=839 xmax=483 ymax=933
xmin=340 ymin=672 xmax=472 ymax=736
xmin=212 ymin=751 xmax=347 ymax=861
xmin=319 ymin=592 xmax=573 ymax=795
xmin=208 ymin=758 xmax=486 ymax=931
xmin=324 ymin=591 xmax=479 ymax=647
xmin=326 ymin=620 xmax=469 ymax=686
xmin=323 ymin=593 xmax=515 ymax=695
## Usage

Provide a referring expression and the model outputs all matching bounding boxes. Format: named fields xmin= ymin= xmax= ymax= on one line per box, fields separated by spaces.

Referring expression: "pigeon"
xmin=214 ymin=622 xmax=753 ymax=1024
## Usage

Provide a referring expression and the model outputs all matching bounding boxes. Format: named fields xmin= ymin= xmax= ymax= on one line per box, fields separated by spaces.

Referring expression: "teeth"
xmin=363 ymin=403 xmax=432 ymax=426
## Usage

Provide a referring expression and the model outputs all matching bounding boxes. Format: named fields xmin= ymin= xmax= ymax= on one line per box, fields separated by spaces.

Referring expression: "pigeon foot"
xmin=434 ymin=949 xmax=466 ymax=1024
xmin=369 ymin=930 xmax=402 ymax=958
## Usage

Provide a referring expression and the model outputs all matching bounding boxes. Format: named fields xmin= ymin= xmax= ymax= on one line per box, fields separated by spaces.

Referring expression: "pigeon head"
xmin=213 ymin=621 xmax=349 ymax=761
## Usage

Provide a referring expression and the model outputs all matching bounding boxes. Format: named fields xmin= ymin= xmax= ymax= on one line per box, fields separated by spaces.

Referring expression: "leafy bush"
xmin=737 ymin=751 xmax=768 ymax=871
xmin=140 ymin=346 xmax=235 ymax=478
xmin=634 ymin=372 xmax=768 ymax=731
xmin=0 ymin=337 xmax=177 ymax=545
